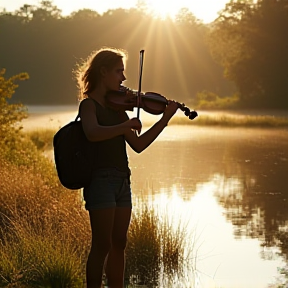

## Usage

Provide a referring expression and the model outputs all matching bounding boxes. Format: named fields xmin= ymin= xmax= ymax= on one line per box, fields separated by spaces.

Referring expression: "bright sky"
xmin=0 ymin=0 xmax=229 ymax=23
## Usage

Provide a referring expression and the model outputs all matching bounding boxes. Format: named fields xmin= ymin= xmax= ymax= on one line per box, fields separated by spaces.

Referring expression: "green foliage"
xmin=0 ymin=69 xmax=64 ymax=192
xmin=0 ymin=69 xmax=38 ymax=167
xmin=0 ymin=68 xmax=28 ymax=136
xmin=208 ymin=0 xmax=288 ymax=108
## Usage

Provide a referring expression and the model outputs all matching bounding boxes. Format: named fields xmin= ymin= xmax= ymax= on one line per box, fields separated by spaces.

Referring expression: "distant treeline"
xmin=0 ymin=0 xmax=287 ymax=109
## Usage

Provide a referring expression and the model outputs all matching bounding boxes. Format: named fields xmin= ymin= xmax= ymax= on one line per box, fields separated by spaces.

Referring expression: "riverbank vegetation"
xmin=0 ymin=155 xmax=194 ymax=287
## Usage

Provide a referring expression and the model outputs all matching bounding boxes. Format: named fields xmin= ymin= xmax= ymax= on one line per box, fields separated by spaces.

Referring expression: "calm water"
xmin=24 ymin=106 xmax=288 ymax=288
xmin=128 ymin=126 xmax=288 ymax=288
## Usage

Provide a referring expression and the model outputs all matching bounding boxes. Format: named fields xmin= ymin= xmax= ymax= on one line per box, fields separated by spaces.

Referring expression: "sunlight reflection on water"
xmin=22 ymin=105 xmax=78 ymax=130
xmin=141 ymin=178 xmax=285 ymax=288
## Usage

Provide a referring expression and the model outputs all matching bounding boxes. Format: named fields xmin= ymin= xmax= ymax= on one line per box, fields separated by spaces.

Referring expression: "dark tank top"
xmin=92 ymin=101 xmax=130 ymax=173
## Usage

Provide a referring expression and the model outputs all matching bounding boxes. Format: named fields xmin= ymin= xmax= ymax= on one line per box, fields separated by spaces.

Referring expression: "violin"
xmin=105 ymin=86 xmax=198 ymax=120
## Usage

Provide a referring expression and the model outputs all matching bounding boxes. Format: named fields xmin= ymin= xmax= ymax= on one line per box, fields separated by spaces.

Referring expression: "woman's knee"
xmin=91 ymin=237 xmax=112 ymax=255
xmin=111 ymin=235 xmax=127 ymax=250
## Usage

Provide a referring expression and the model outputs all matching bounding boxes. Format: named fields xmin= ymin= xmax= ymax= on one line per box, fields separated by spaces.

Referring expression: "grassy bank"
xmin=2 ymin=104 xmax=287 ymax=287
xmin=0 ymin=144 xmax=194 ymax=288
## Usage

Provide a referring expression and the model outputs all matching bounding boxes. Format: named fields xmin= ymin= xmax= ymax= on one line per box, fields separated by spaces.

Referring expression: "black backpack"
xmin=53 ymin=100 xmax=96 ymax=190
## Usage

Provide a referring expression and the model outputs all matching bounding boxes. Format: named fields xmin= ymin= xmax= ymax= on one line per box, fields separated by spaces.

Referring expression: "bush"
xmin=195 ymin=90 xmax=239 ymax=109
xmin=0 ymin=68 xmax=28 ymax=155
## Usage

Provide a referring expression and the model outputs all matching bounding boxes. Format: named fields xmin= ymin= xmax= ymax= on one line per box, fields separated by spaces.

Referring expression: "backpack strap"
xmin=76 ymin=98 xmax=98 ymax=121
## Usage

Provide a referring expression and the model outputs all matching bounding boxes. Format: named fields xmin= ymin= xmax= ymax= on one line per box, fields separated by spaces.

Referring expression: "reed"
xmin=125 ymin=200 xmax=194 ymax=287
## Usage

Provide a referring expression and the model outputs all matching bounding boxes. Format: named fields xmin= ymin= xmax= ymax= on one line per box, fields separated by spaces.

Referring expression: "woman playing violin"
xmin=77 ymin=47 xmax=179 ymax=288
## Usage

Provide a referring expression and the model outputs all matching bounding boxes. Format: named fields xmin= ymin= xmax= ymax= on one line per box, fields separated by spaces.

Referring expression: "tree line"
xmin=0 ymin=0 xmax=287 ymax=109
xmin=209 ymin=0 xmax=288 ymax=109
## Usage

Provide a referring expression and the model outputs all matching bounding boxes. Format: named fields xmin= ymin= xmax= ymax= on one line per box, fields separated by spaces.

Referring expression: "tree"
xmin=208 ymin=0 xmax=288 ymax=108
xmin=31 ymin=0 xmax=62 ymax=21
xmin=69 ymin=9 xmax=100 ymax=21
xmin=175 ymin=7 xmax=201 ymax=26
xmin=15 ymin=4 xmax=35 ymax=23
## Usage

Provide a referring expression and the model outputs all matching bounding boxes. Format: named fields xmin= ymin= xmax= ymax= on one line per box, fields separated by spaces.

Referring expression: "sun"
xmin=145 ymin=0 xmax=227 ymax=23
xmin=147 ymin=1 xmax=179 ymax=20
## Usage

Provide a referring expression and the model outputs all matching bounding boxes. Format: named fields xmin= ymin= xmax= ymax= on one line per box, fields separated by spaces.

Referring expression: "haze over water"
xmin=23 ymin=105 xmax=288 ymax=288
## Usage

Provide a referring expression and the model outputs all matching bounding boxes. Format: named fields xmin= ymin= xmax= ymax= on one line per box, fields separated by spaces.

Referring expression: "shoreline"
xmin=21 ymin=107 xmax=288 ymax=131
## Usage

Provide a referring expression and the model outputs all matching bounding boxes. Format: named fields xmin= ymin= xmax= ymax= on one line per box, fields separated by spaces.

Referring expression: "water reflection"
xmin=128 ymin=126 xmax=288 ymax=288
xmin=134 ymin=177 xmax=285 ymax=288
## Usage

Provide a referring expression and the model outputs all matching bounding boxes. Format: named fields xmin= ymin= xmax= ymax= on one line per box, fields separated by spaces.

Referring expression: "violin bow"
xmin=137 ymin=50 xmax=145 ymax=122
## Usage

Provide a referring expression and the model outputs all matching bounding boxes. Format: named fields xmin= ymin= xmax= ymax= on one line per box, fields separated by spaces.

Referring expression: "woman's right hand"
xmin=124 ymin=117 xmax=142 ymax=134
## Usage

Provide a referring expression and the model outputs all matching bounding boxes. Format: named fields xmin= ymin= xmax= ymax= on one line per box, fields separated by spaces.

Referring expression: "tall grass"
xmin=0 ymin=149 xmax=195 ymax=287
xmin=0 ymin=219 xmax=84 ymax=288
xmin=126 ymin=202 xmax=194 ymax=287
xmin=0 ymin=157 xmax=90 ymax=287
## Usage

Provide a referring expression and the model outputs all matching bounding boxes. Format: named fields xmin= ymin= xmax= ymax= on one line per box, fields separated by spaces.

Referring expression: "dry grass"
xmin=0 ymin=153 xmax=195 ymax=287
xmin=26 ymin=128 xmax=56 ymax=151
xmin=0 ymin=157 xmax=90 ymax=287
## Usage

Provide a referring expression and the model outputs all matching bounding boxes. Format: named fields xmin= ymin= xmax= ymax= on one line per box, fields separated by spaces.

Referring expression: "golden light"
xmin=143 ymin=0 xmax=228 ymax=23
xmin=54 ymin=0 xmax=228 ymax=23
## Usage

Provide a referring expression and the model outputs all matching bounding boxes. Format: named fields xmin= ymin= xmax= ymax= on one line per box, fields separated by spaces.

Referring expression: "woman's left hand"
xmin=162 ymin=100 xmax=179 ymax=121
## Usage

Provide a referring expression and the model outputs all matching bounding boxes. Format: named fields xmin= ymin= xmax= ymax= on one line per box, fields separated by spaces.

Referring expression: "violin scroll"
xmin=179 ymin=103 xmax=198 ymax=120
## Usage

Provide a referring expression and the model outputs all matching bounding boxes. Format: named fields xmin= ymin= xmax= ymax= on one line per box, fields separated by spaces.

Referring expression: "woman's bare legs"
xmin=86 ymin=207 xmax=132 ymax=288
xmin=86 ymin=208 xmax=115 ymax=288
xmin=105 ymin=207 xmax=132 ymax=288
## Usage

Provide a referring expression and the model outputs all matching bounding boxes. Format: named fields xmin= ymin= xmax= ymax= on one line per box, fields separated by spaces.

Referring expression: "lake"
xmin=23 ymin=106 xmax=288 ymax=288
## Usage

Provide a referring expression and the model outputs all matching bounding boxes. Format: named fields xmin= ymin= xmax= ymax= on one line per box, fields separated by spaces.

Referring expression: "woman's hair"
xmin=75 ymin=47 xmax=127 ymax=100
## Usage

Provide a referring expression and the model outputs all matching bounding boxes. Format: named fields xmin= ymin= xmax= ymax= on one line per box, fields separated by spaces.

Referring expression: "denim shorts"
xmin=83 ymin=168 xmax=132 ymax=210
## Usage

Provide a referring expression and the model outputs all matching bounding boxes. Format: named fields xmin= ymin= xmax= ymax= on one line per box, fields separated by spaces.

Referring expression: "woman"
xmin=77 ymin=47 xmax=178 ymax=288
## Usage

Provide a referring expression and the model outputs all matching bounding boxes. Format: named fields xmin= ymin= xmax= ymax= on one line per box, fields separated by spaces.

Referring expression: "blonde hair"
xmin=75 ymin=47 xmax=127 ymax=100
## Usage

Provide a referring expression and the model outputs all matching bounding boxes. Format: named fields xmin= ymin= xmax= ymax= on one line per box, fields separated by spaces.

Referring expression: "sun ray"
xmin=139 ymin=19 xmax=167 ymax=91
xmin=164 ymin=23 xmax=191 ymax=99
xmin=121 ymin=15 xmax=147 ymax=50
